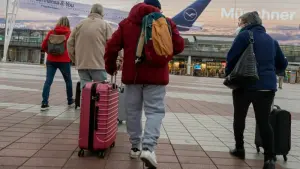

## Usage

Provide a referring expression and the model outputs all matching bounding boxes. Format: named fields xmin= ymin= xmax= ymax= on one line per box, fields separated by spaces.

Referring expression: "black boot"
xmin=230 ymin=148 xmax=245 ymax=159
xmin=263 ymin=159 xmax=275 ymax=169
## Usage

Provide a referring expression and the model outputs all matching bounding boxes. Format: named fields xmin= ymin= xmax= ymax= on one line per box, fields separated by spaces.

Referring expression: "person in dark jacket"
xmin=104 ymin=0 xmax=184 ymax=168
xmin=41 ymin=17 xmax=74 ymax=111
xmin=225 ymin=11 xmax=288 ymax=169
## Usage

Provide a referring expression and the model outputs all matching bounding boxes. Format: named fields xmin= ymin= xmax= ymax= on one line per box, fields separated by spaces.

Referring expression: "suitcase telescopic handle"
xmin=273 ymin=105 xmax=281 ymax=110
xmin=110 ymin=74 xmax=117 ymax=89
xmin=94 ymin=106 xmax=99 ymax=130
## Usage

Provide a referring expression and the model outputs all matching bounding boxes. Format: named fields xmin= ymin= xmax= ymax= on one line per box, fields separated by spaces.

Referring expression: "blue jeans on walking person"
xmin=125 ymin=85 xmax=166 ymax=152
xmin=42 ymin=61 xmax=73 ymax=105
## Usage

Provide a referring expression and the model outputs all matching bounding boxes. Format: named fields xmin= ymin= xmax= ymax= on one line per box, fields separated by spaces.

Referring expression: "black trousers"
xmin=233 ymin=89 xmax=275 ymax=158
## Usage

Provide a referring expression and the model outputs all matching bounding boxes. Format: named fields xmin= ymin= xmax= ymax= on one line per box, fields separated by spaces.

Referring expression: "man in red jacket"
xmin=104 ymin=0 xmax=184 ymax=168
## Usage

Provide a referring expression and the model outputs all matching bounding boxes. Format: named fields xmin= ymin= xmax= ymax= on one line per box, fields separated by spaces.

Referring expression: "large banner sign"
xmin=0 ymin=0 xmax=299 ymax=45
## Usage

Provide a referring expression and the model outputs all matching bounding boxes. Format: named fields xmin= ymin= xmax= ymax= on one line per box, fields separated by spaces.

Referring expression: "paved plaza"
xmin=0 ymin=63 xmax=299 ymax=169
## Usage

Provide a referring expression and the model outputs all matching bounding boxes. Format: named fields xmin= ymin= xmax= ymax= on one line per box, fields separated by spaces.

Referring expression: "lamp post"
xmin=2 ymin=0 xmax=9 ymax=62
xmin=2 ymin=0 xmax=19 ymax=62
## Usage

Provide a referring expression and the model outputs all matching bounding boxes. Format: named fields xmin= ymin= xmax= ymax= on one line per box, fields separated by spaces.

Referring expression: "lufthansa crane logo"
xmin=184 ymin=8 xmax=197 ymax=21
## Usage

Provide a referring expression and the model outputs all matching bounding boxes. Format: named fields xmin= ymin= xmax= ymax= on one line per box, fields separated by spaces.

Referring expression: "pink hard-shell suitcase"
xmin=78 ymin=77 xmax=119 ymax=158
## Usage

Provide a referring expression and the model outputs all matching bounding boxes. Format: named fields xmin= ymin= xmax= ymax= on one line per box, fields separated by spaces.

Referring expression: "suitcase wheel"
xmin=110 ymin=142 xmax=115 ymax=148
xmin=78 ymin=149 xmax=84 ymax=157
xmin=98 ymin=151 xmax=105 ymax=158
xmin=118 ymin=119 xmax=123 ymax=124
xmin=283 ymin=155 xmax=288 ymax=162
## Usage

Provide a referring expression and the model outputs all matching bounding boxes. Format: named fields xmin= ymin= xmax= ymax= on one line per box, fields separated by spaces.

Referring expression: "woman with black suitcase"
xmin=225 ymin=11 xmax=288 ymax=169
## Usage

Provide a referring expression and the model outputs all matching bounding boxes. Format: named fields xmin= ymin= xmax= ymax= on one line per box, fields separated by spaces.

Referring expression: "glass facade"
xmin=0 ymin=28 xmax=47 ymax=45
xmin=170 ymin=35 xmax=300 ymax=77
xmin=182 ymin=35 xmax=300 ymax=59
xmin=0 ymin=28 xmax=46 ymax=63
xmin=0 ymin=30 xmax=299 ymax=68
xmin=169 ymin=58 xmax=226 ymax=77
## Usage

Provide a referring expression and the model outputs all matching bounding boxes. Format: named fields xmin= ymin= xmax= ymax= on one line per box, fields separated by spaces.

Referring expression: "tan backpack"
xmin=136 ymin=12 xmax=173 ymax=65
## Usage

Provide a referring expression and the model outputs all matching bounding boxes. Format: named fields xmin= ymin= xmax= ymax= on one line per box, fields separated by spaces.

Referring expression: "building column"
xmin=2 ymin=0 xmax=20 ymax=62
xmin=187 ymin=56 xmax=192 ymax=75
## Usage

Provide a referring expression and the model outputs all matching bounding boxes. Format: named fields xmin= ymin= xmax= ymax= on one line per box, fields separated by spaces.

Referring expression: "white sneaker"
xmin=68 ymin=99 xmax=75 ymax=108
xmin=130 ymin=148 xmax=141 ymax=159
xmin=140 ymin=149 xmax=157 ymax=168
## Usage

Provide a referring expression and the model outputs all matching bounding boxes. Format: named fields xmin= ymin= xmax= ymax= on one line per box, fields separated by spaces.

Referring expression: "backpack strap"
xmin=248 ymin=30 xmax=254 ymax=44
xmin=135 ymin=15 xmax=148 ymax=64
xmin=166 ymin=19 xmax=172 ymax=36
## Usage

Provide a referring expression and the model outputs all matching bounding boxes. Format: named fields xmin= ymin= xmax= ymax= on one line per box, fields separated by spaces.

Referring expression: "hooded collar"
xmin=88 ymin=13 xmax=103 ymax=19
xmin=127 ymin=3 xmax=160 ymax=24
xmin=53 ymin=26 xmax=70 ymax=34
xmin=241 ymin=24 xmax=266 ymax=33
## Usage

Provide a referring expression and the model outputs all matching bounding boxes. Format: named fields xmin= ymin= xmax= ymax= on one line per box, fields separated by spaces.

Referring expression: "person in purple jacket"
xmin=225 ymin=11 xmax=288 ymax=169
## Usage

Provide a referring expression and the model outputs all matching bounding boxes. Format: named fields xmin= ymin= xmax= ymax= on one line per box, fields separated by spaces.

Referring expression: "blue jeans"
xmin=42 ymin=62 xmax=73 ymax=105
xmin=125 ymin=85 xmax=166 ymax=152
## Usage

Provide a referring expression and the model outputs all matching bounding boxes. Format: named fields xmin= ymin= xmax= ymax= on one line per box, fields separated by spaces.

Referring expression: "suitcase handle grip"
xmin=95 ymin=106 xmax=99 ymax=130
xmin=273 ymin=105 xmax=281 ymax=110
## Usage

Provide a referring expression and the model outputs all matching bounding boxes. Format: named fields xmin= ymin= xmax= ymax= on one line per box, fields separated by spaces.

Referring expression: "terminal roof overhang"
xmin=181 ymin=34 xmax=235 ymax=45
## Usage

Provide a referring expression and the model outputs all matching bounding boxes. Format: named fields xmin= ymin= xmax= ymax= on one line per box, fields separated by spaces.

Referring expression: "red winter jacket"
xmin=41 ymin=26 xmax=71 ymax=63
xmin=104 ymin=3 xmax=184 ymax=85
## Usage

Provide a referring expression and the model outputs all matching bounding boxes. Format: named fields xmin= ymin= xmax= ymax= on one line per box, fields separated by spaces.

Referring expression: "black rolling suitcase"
xmin=255 ymin=105 xmax=291 ymax=161
xmin=75 ymin=81 xmax=81 ymax=109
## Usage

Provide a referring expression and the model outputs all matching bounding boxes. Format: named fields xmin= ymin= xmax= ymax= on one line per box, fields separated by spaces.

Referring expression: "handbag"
xmin=224 ymin=31 xmax=259 ymax=89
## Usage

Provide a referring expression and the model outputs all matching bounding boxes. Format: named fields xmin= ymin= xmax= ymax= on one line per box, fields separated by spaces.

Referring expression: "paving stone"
xmin=64 ymin=158 xmax=106 ymax=169
xmin=33 ymin=150 xmax=73 ymax=158
xmin=19 ymin=167 xmax=61 ymax=169
xmin=0 ymin=142 xmax=12 ymax=148
xmin=104 ymin=161 xmax=143 ymax=169
xmin=211 ymin=158 xmax=248 ymax=166
xmin=178 ymin=156 xmax=214 ymax=165
xmin=0 ymin=157 xmax=28 ymax=166
xmin=48 ymin=138 xmax=78 ymax=145
xmin=4 ymin=127 xmax=35 ymax=133
xmin=107 ymin=153 xmax=139 ymax=162
xmin=0 ymin=166 xmax=18 ymax=169
xmin=206 ymin=151 xmax=237 ymax=159
xmin=23 ymin=158 xmax=67 ymax=167
xmin=156 ymin=149 xmax=176 ymax=156
xmin=157 ymin=155 xmax=179 ymax=163
xmin=42 ymin=144 xmax=77 ymax=151
xmin=216 ymin=166 xmax=251 ymax=169
xmin=172 ymin=144 xmax=203 ymax=151
xmin=7 ymin=143 xmax=45 ymax=150
xmin=181 ymin=164 xmax=217 ymax=169
xmin=175 ymin=150 xmax=207 ymax=157
xmin=16 ymin=137 xmax=52 ymax=144
xmin=0 ymin=149 xmax=38 ymax=157
xmin=0 ymin=131 xmax=27 ymax=137
xmin=155 ymin=163 xmax=182 ymax=169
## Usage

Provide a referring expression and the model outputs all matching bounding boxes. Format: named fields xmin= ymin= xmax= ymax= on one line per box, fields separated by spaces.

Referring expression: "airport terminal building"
xmin=1 ymin=0 xmax=300 ymax=82
xmin=1 ymin=28 xmax=300 ymax=80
